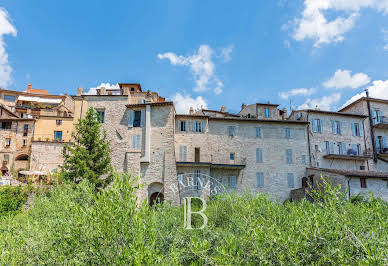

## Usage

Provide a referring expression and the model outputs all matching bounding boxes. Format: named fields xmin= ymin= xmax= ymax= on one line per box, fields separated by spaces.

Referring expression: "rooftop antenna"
xmin=365 ymin=88 xmax=369 ymax=98
xmin=289 ymin=99 xmax=292 ymax=113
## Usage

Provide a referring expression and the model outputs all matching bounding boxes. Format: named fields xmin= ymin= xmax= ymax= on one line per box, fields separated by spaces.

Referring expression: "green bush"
xmin=0 ymin=185 xmax=28 ymax=216
xmin=0 ymin=174 xmax=387 ymax=265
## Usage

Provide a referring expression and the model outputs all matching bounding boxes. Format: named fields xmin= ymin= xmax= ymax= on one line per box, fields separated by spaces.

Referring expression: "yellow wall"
xmin=33 ymin=116 xmax=74 ymax=142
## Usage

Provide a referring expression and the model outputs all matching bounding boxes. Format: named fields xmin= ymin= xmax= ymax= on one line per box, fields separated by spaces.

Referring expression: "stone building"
xmin=0 ymin=104 xmax=35 ymax=175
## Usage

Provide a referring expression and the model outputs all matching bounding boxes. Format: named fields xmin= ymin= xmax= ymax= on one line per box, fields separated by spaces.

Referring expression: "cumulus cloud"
xmin=0 ymin=8 xmax=17 ymax=88
xmin=298 ymin=93 xmax=342 ymax=111
xmin=172 ymin=93 xmax=207 ymax=114
xmin=341 ymin=79 xmax=388 ymax=109
xmin=323 ymin=69 xmax=370 ymax=89
xmin=292 ymin=0 xmax=388 ymax=47
xmin=279 ymin=88 xmax=316 ymax=99
xmin=158 ymin=45 xmax=229 ymax=95
xmin=85 ymin=83 xmax=120 ymax=95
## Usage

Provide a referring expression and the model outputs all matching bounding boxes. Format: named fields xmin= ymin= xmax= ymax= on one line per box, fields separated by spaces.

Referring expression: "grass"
xmin=0 ymin=173 xmax=387 ymax=265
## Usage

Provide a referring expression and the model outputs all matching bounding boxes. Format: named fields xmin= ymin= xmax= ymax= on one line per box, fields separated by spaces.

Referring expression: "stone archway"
xmin=148 ymin=182 xmax=164 ymax=206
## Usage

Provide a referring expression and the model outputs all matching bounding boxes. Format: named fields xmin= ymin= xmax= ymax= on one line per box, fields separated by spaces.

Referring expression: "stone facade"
xmin=30 ymin=141 xmax=64 ymax=173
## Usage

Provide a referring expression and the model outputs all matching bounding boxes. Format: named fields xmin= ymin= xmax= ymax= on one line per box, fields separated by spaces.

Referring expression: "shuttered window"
xmin=132 ymin=135 xmax=141 ymax=149
xmin=256 ymin=173 xmax=264 ymax=188
xmin=256 ymin=148 xmax=263 ymax=163
xmin=285 ymin=128 xmax=291 ymax=139
xmin=286 ymin=149 xmax=293 ymax=164
xmin=179 ymin=145 xmax=187 ymax=161
xmin=287 ymin=173 xmax=295 ymax=188
xmin=228 ymin=126 xmax=236 ymax=137
xmin=256 ymin=127 xmax=262 ymax=138
xmin=230 ymin=176 xmax=236 ymax=188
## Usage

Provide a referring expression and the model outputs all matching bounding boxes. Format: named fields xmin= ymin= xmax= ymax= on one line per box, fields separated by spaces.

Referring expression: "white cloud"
xmin=298 ymin=93 xmax=342 ymax=111
xmin=158 ymin=45 xmax=228 ymax=95
xmin=341 ymin=79 xmax=388 ymax=109
xmin=292 ymin=0 xmax=388 ymax=47
xmin=279 ymin=88 xmax=316 ymax=99
xmin=85 ymin=83 xmax=120 ymax=95
xmin=323 ymin=69 xmax=370 ymax=89
xmin=0 ymin=8 xmax=17 ymax=88
xmin=220 ymin=45 xmax=233 ymax=62
xmin=172 ymin=93 xmax=207 ymax=114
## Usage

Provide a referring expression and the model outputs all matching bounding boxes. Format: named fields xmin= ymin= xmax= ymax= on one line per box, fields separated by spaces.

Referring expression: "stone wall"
xmin=30 ymin=141 xmax=64 ymax=173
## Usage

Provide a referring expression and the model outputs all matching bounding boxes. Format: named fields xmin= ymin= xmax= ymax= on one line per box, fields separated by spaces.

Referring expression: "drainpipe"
xmin=347 ymin=178 xmax=351 ymax=200
xmin=306 ymin=112 xmax=313 ymax=167
xmin=365 ymin=89 xmax=378 ymax=163
xmin=140 ymin=105 xmax=151 ymax=163
xmin=362 ymin=117 xmax=370 ymax=171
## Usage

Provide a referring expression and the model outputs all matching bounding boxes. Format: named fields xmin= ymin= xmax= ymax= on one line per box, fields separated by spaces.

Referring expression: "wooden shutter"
xmin=230 ymin=176 xmax=236 ymax=188
xmin=177 ymin=120 xmax=181 ymax=131
xmin=192 ymin=121 xmax=196 ymax=131
xmin=342 ymin=143 xmax=347 ymax=155
xmin=256 ymin=127 xmax=261 ymax=138
xmin=128 ymin=110 xmax=134 ymax=128
xmin=383 ymin=136 xmax=387 ymax=150
xmin=256 ymin=148 xmax=263 ymax=163
xmin=376 ymin=137 xmax=381 ymax=152
xmin=319 ymin=119 xmax=323 ymax=133
xmin=256 ymin=173 xmax=264 ymax=188
xmin=331 ymin=121 xmax=336 ymax=134
xmin=287 ymin=173 xmax=295 ymax=188
xmin=286 ymin=149 xmax=293 ymax=163
xmin=359 ymin=122 xmax=364 ymax=137
xmin=201 ymin=121 xmax=205 ymax=133
xmin=339 ymin=121 xmax=343 ymax=135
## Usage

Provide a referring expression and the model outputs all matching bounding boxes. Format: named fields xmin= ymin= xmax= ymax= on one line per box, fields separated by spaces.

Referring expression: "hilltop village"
xmin=0 ymin=83 xmax=387 ymax=203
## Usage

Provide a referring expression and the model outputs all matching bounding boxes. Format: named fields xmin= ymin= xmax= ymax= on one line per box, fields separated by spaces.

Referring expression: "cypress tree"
xmin=61 ymin=107 xmax=113 ymax=189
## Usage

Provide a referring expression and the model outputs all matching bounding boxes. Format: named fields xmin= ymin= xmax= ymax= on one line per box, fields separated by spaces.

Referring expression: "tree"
xmin=61 ymin=107 xmax=113 ymax=189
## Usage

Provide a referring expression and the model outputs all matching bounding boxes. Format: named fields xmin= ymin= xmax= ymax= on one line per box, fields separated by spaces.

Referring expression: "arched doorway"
xmin=15 ymin=154 xmax=29 ymax=161
xmin=148 ymin=182 xmax=164 ymax=207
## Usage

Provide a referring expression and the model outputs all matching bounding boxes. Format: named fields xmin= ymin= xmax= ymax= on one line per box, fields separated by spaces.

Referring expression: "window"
xmin=256 ymin=148 xmax=263 ymax=163
xmin=230 ymin=152 xmax=235 ymax=161
xmin=193 ymin=121 xmax=205 ymax=132
xmin=337 ymin=142 xmax=343 ymax=155
xmin=23 ymin=124 xmax=28 ymax=136
xmin=325 ymin=141 xmax=330 ymax=154
xmin=0 ymin=122 xmax=12 ymax=129
xmin=56 ymin=120 xmax=62 ymax=125
xmin=372 ymin=109 xmax=383 ymax=125
xmin=229 ymin=176 xmax=236 ymax=188
xmin=264 ymin=108 xmax=270 ymax=118
xmin=96 ymin=110 xmax=105 ymax=123
xmin=177 ymin=120 xmax=186 ymax=132
xmin=301 ymin=155 xmax=307 ymax=164
xmin=256 ymin=173 xmax=264 ymax=188
xmin=228 ymin=126 xmax=235 ymax=137
xmin=5 ymin=138 xmax=11 ymax=146
xmin=315 ymin=145 xmax=319 ymax=152
xmin=331 ymin=121 xmax=342 ymax=135
xmin=255 ymin=127 xmax=262 ymax=138
xmin=313 ymin=119 xmax=322 ymax=133
xmin=22 ymin=139 xmax=27 ymax=146
xmin=287 ymin=173 xmax=295 ymax=188
xmin=179 ymin=145 xmax=187 ymax=161
xmin=54 ymin=131 xmax=63 ymax=141
xmin=133 ymin=111 xmax=141 ymax=127
xmin=132 ymin=135 xmax=141 ymax=149
xmin=286 ymin=149 xmax=293 ymax=164
xmin=195 ymin=147 xmax=200 ymax=162
xmin=360 ymin=178 xmax=367 ymax=188
xmin=4 ymin=95 xmax=16 ymax=102
xmin=4 ymin=154 xmax=9 ymax=162
xmin=285 ymin=128 xmax=291 ymax=139
xmin=352 ymin=123 xmax=364 ymax=137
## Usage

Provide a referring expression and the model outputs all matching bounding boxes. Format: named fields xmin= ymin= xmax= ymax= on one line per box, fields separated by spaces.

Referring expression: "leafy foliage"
xmin=0 ymin=185 xmax=28 ymax=216
xmin=0 ymin=174 xmax=387 ymax=265
xmin=61 ymin=107 xmax=113 ymax=189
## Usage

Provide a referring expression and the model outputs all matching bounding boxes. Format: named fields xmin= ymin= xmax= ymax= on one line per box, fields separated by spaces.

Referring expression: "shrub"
xmin=0 ymin=174 xmax=387 ymax=265
xmin=0 ymin=185 xmax=29 ymax=216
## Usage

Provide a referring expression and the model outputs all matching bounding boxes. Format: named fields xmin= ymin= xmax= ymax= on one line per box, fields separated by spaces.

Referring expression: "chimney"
xmin=100 ymin=87 xmax=106 ymax=95
xmin=28 ymin=83 xmax=32 ymax=90
xmin=122 ymin=87 xmax=130 ymax=96
xmin=189 ymin=107 xmax=194 ymax=115
xmin=220 ymin=105 xmax=226 ymax=113
xmin=241 ymin=103 xmax=246 ymax=111
xmin=282 ymin=107 xmax=287 ymax=120
xmin=77 ymin=87 xmax=83 ymax=96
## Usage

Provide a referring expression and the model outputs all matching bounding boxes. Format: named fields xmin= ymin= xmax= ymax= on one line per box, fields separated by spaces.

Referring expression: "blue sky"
xmin=1 ymin=0 xmax=388 ymax=113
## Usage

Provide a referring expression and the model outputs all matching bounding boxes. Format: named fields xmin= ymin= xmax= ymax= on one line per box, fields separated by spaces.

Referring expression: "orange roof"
xmin=26 ymin=88 xmax=49 ymax=95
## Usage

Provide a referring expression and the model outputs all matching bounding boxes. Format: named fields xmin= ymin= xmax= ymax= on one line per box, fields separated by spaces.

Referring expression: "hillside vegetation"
xmin=0 ymin=174 xmax=387 ymax=265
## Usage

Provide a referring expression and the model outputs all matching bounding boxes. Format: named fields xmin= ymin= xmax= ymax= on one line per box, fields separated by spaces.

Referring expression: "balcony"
xmin=176 ymin=158 xmax=246 ymax=169
xmin=323 ymin=150 xmax=372 ymax=161
xmin=373 ymin=117 xmax=388 ymax=129
xmin=377 ymin=148 xmax=388 ymax=158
